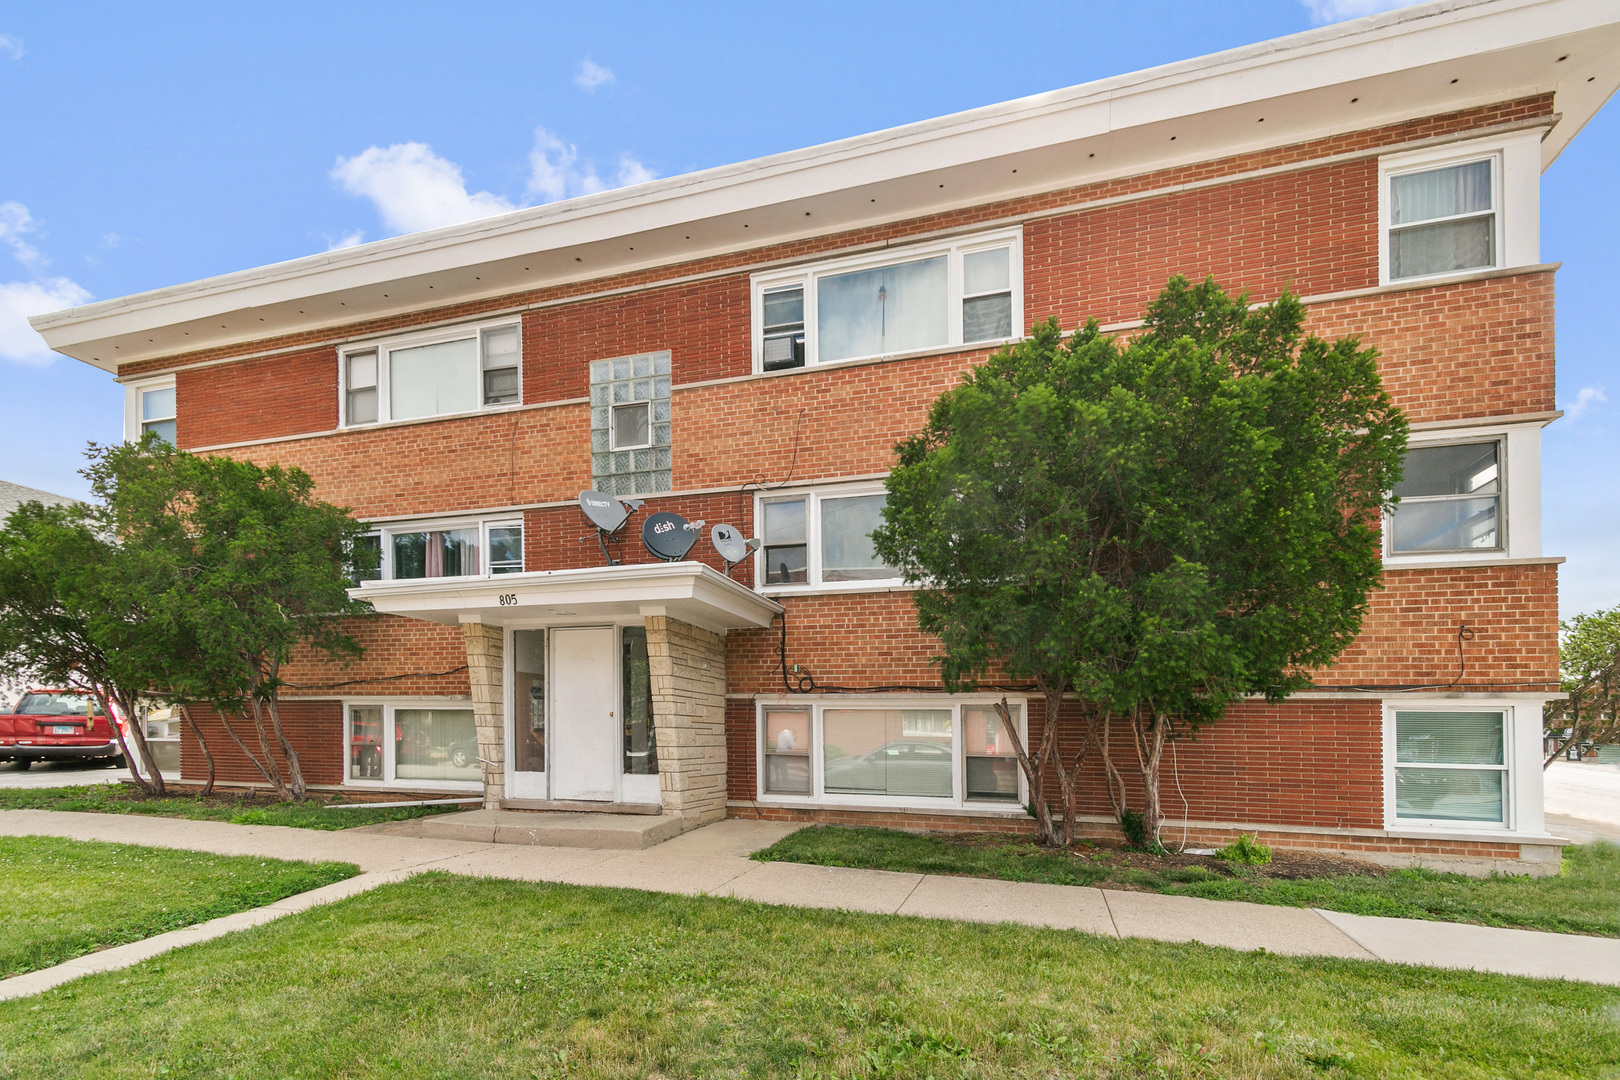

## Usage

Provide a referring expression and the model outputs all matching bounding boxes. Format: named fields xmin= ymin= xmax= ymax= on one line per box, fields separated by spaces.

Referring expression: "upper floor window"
xmin=1389 ymin=440 xmax=1502 ymax=554
xmin=356 ymin=517 xmax=523 ymax=582
xmin=341 ymin=321 xmax=521 ymax=427
xmin=752 ymin=228 xmax=1022 ymax=373
xmin=1387 ymin=156 xmax=1497 ymax=281
xmin=756 ymin=484 xmax=901 ymax=591
xmin=139 ymin=385 xmax=177 ymax=445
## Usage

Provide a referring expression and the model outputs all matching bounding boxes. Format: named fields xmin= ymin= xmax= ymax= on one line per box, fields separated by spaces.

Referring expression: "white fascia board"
xmin=32 ymin=0 xmax=1620 ymax=367
xmin=353 ymin=561 xmax=782 ymax=633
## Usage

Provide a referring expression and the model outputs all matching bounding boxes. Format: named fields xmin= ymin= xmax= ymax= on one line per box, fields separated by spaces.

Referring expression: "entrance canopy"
xmin=352 ymin=561 xmax=782 ymax=633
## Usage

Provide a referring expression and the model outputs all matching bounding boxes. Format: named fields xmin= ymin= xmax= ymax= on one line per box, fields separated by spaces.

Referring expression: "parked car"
xmin=0 ymin=690 xmax=127 ymax=769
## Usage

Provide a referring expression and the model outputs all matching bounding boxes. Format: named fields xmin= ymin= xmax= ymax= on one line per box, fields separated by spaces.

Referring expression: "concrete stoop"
xmin=363 ymin=808 xmax=692 ymax=849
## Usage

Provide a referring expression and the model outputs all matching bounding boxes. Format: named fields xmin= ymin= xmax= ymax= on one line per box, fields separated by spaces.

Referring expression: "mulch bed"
xmin=107 ymin=782 xmax=468 ymax=808
xmin=944 ymin=831 xmax=1387 ymax=880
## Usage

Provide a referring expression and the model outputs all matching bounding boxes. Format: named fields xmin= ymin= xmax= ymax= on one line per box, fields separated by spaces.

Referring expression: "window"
xmin=139 ymin=385 xmax=176 ymax=444
xmin=350 ymin=533 xmax=383 ymax=584
xmin=1393 ymin=710 xmax=1507 ymax=825
xmin=621 ymin=627 xmax=657 ymax=776
xmin=341 ymin=320 xmax=522 ymax=426
xmin=752 ymin=229 xmax=1022 ymax=372
xmin=358 ymin=517 xmax=523 ymax=581
xmin=590 ymin=351 xmax=671 ymax=496
xmin=1387 ymin=157 xmax=1497 ymax=281
xmin=346 ymin=703 xmax=480 ymax=788
xmin=758 ymin=700 xmax=1024 ymax=808
xmin=757 ymin=485 xmax=900 ymax=590
xmin=1390 ymin=441 xmax=1501 ymax=553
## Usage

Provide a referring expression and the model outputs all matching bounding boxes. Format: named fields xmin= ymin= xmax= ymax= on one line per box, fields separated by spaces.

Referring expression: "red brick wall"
xmin=279 ymin=615 xmax=472 ymax=699
xmin=180 ymin=700 xmax=344 ymax=787
xmin=176 ymin=346 xmax=337 ymax=449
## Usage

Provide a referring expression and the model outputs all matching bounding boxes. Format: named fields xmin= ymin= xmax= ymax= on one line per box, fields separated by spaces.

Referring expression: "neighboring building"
xmin=0 ymin=479 xmax=80 ymax=521
xmin=33 ymin=0 xmax=1620 ymax=873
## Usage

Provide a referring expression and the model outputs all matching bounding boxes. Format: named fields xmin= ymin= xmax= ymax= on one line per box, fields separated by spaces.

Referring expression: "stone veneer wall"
xmin=644 ymin=615 xmax=727 ymax=823
xmin=462 ymin=621 xmax=505 ymax=808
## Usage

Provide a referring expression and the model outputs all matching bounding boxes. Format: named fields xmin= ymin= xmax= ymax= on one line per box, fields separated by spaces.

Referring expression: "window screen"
xmin=1389 ymin=160 xmax=1495 ymax=280
xmin=1394 ymin=710 xmax=1507 ymax=823
xmin=1390 ymin=441 xmax=1501 ymax=552
xmin=762 ymin=499 xmax=808 ymax=585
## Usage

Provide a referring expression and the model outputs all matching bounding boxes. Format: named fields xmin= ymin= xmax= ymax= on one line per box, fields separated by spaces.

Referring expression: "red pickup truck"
xmin=0 ymin=690 xmax=127 ymax=770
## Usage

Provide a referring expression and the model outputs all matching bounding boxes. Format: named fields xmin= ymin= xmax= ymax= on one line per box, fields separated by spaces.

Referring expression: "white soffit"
xmin=32 ymin=0 xmax=1620 ymax=371
xmin=352 ymin=561 xmax=783 ymax=635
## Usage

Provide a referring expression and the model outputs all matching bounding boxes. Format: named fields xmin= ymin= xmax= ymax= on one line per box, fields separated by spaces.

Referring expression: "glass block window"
xmin=590 ymin=350 xmax=671 ymax=497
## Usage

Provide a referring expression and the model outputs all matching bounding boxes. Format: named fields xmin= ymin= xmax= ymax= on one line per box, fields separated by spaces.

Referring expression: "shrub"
xmin=1217 ymin=833 xmax=1272 ymax=865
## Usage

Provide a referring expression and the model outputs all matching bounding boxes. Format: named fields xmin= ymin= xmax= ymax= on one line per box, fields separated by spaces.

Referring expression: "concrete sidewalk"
xmin=3 ymin=810 xmax=1617 ymax=998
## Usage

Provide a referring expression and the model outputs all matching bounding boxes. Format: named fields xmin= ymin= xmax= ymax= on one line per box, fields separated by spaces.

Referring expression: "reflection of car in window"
xmin=823 ymin=739 xmax=953 ymax=797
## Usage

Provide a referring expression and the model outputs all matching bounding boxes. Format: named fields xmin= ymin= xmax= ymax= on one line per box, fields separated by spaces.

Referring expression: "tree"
xmin=0 ymin=501 xmax=170 ymax=793
xmin=875 ymin=277 xmax=1408 ymax=846
xmin=83 ymin=438 xmax=375 ymax=801
xmin=1544 ymin=607 xmax=1620 ymax=766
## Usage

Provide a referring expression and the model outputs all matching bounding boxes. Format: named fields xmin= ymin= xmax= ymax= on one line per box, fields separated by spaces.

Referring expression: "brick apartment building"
xmin=34 ymin=0 xmax=1620 ymax=873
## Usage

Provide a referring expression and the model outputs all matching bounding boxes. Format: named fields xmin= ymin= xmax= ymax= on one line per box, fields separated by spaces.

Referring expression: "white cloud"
xmin=1298 ymin=0 xmax=1425 ymax=24
xmin=330 ymin=143 xmax=516 ymax=234
xmin=526 ymin=127 xmax=658 ymax=204
xmin=0 ymin=278 xmax=92 ymax=364
xmin=1561 ymin=385 xmax=1608 ymax=422
xmin=0 ymin=35 xmax=22 ymax=61
xmin=101 ymin=232 xmax=121 ymax=248
xmin=574 ymin=59 xmax=614 ymax=91
xmin=325 ymin=229 xmax=365 ymax=251
xmin=333 ymin=131 xmax=660 ymax=236
xmin=0 ymin=201 xmax=92 ymax=364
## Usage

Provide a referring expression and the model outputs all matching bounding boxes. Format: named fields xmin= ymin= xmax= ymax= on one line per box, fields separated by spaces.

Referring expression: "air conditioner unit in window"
xmin=763 ymin=333 xmax=805 ymax=371
xmin=484 ymin=367 xmax=520 ymax=405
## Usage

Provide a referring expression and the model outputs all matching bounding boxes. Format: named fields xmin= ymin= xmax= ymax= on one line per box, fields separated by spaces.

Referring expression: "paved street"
xmin=0 ymin=758 xmax=127 ymax=790
xmin=1544 ymin=760 xmax=1620 ymax=844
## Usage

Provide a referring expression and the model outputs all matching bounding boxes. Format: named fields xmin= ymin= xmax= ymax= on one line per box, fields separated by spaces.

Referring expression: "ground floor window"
xmin=1392 ymin=708 xmax=1508 ymax=825
xmin=346 ymin=702 xmax=480 ymax=788
xmin=758 ymin=699 xmax=1023 ymax=808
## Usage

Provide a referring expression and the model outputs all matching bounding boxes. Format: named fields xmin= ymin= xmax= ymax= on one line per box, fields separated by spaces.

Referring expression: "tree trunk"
xmin=265 ymin=696 xmax=306 ymax=800
xmin=176 ymin=703 xmax=216 ymax=796
xmin=245 ymin=696 xmax=290 ymax=800
xmin=90 ymin=685 xmax=157 ymax=796
xmin=1098 ymin=711 xmax=1127 ymax=821
xmin=1129 ymin=707 xmax=1169 ymax=848
xmin=993 ymin=696 xmax=1058 ymax=846
xmin=107 ymin=686 xmax=166 ymax=796
xmin=214 ymin=707 xmax=285 ymax=793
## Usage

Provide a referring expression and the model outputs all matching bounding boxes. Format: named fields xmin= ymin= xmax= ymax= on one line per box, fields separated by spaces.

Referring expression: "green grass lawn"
xmin=0 ymin=783 xmax=465 ymax=830
xmin=0 ymin=874 xmax=1613 ymax=1079
xmin=0 ymin=837 xmax=357 ymax=978
xmin=754 ymin=826 xmax=1620 ymax=938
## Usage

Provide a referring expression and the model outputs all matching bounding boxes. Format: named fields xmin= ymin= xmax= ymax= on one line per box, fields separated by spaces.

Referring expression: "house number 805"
xmin=498 ymin=594 xmax=519 ymax=606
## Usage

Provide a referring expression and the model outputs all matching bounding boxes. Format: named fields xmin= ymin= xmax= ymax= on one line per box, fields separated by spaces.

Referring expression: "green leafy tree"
xmin=1544 ymin=607 xmax=1620 ymax=766
xmin=83 ymin=438 xmax=375 ymax=800
xmin=874 ymin=277 xmax=1407 ymax=846
xmin=0 ymin=500 xmax=168 ymax=793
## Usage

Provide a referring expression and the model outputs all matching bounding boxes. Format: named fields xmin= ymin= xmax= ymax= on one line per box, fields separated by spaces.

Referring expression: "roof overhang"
xmin=32 ymin=0 xmax=1620 ymax=372
xmin=351 ymin=561 xmax=783 ymax=635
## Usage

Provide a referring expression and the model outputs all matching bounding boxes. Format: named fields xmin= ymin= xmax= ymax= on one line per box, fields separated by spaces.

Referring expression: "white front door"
xmin=549 ymin=626 xmax=618 ymax=802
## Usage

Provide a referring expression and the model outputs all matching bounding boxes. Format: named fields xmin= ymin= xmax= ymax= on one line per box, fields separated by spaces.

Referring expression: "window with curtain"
xmin=364 ymin=518 xmax=523 ymax=581
xmin=1390 ymin=441 xmax=1501 ymax=553
xmin=963 ymin=705 xmax=1020 ymax=802
xmin=762 ymin=708 xmax=811 ymax=795
xmin=1389 ymin=158 xmax=1495 ymax=280
xmin=1394 ymin=710 xmax=1507 ymax=823
xmin=823 ymin=708 xmax=953 ymax=798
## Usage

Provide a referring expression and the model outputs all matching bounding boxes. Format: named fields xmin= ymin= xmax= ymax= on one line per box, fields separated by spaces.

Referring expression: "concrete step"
xmin=377 ymin=808 xmax=690 ymax=850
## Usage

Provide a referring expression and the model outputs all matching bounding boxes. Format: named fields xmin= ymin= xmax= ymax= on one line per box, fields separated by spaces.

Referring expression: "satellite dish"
xmin=711 ymin=524 xmax=761 ymax=574
xmin=643 ymin=511 xmax=698 ymax=561
xmin=578 ymin=490 xmax=630 ymax=533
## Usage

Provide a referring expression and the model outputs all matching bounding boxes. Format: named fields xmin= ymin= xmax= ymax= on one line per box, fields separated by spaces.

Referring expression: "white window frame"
xmin=754 ymin=696 xmax=1030 ymax=812
xmin=339 ymin=318 xmax=523 ymax=428
xmin=1383 ymin=420 xmax=1542 ymax=567
xmin=124 ymin=376 xmax=177 ymax=443
xmin=754 ymin=481 xmax=904 ymax=594
xmin=342 ymin=699 xmax=482 ymax=792
xmin=750 ymin=227 xmax=1023 ymax=373
xmin=1377 ymin=131 xmax=1541 ymax=287
xmin=368 ymin=515 xmax=524 ymax=581
xmin=1381 ymin=700 xmax=1546 ymax=835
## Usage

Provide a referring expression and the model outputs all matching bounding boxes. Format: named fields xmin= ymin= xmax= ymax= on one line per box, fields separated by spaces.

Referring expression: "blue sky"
xmin=0 ymin=0 xmax=1613 ymax=618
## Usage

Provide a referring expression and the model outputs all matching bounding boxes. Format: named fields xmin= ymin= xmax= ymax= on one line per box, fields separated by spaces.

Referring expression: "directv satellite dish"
xmin=711 ymin=524 xmax=762 ymax=574
xmin=578 ymin=490 xmax=638 ymax=565
xmin=579 ymin=490 xmax=630 ymax=533
xmin=643 ymin=511 xmax=699 ymax=561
